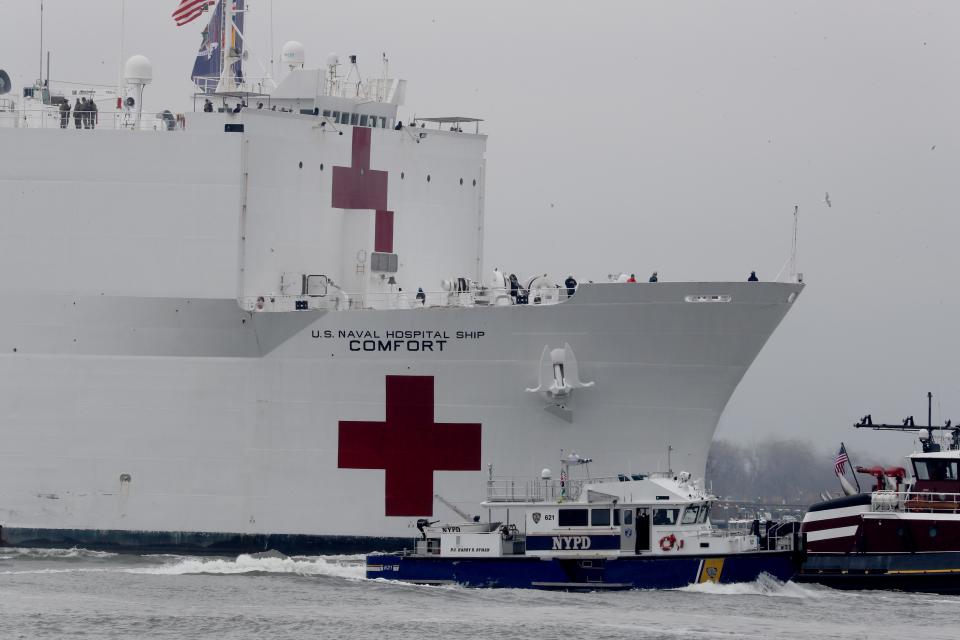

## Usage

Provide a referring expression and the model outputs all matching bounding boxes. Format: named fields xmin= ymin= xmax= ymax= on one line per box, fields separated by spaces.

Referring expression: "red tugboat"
xmin=796 ymin=393 xmax=960 ymax=593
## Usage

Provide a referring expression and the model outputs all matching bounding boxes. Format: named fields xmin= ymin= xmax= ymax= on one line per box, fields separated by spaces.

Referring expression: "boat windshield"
xmin=913 ymin=459 xmax=959 ymax=481
xmin=681 ymin=505 xmax=700 ymax=524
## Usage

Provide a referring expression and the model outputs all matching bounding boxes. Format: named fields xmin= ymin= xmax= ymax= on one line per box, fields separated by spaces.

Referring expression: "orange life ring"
xmin=659 ymin=534 xmax=676 ymax=552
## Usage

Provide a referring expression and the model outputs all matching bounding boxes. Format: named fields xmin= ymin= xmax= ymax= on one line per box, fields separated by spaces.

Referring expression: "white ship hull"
xmin=0 ymin=282 xmax=800 ymax=550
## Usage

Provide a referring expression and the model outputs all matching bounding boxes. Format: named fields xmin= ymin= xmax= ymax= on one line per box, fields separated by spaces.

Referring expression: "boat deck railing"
xmin=484 ymin=473 xmax=674 ymax=504
xmin=872 ymin=490 xmax=960 ymax=513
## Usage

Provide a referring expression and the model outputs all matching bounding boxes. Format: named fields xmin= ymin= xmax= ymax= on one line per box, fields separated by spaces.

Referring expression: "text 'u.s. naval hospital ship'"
xmin=0 ymin=1 xmax=803 ymax=554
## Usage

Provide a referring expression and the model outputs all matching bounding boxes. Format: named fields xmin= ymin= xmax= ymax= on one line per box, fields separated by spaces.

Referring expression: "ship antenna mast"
xmin=39 ymin=0 xmax=44 ymax=85
xmin=790 ymin=205 xmax=800 ymax=282
xmin=215 ymin=0 xmax=244 ymax=94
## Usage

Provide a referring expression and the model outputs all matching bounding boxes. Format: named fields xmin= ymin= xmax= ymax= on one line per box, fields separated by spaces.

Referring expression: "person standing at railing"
xmin=59 ymin=100 xmax=70 ymax=129
xmin=89 ymin=99 xmax=98 ymax=129
xmin=78 ymin=98 xmax=89 ymax=129
xmin=73 ymin=98 xmax=82 ymax=129
xmin=416 ymin=288 xmax=426 ymax=306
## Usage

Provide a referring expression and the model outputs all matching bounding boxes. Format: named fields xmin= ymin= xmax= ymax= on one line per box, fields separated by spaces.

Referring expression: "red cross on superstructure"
xmin=331 ymin=127 xmax=394 ymax=253
xmin=338 ymin=375 xmax=482 ymax=516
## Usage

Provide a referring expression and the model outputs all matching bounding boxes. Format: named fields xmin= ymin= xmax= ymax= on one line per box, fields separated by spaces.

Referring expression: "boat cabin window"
xmin=623 ymin=510 xmax=633 ymax=526
xmin=613 ymin=509 xmax=620 ymax=526
xmin=681 ymin=505 xmax=700 ymax=525
xmin=591 ymin=508 xmax=610 ymax=527
xmin=558 ymin=508 xmax=588 ymax=527
xmin=913 ymin=459 xmax=958 ymax=481
xmin=652 ymin=508 xmax=680 ymax=526
xmin=360 ymin=115 xmax=369 ymax=127
xmin=697 ymin=504 xmax=710 ymax=524
xmin=322 ymin=110 xmax=332 ymax=118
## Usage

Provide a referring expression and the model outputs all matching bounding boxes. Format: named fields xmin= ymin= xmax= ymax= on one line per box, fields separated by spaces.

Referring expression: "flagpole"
xmin=841 ymin=441 xmax=862 ymax=493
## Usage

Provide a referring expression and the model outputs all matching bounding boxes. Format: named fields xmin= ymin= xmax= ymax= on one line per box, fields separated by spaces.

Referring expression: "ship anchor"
xmin=526 ymin=343 xmax=594 ymax=422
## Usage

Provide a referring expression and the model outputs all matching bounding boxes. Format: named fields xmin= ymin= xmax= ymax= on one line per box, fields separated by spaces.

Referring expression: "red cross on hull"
xmin=338 ymin=375 xmax=482 ymax=516
xmin=331 ymin=127 xmax=394 ymax=253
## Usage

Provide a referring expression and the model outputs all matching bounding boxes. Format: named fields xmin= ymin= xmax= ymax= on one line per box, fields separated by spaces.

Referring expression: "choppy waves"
xmin=0 ymin=548 xmax=366 ymax=580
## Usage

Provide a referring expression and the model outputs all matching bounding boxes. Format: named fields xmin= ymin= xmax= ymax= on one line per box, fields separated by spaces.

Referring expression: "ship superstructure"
xmin=0 ymin=2 xmax=803 ymax=553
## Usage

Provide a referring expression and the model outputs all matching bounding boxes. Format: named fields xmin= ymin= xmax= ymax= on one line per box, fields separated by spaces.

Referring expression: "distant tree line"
xmin=705 ymin=439 xmax=836 ymax=505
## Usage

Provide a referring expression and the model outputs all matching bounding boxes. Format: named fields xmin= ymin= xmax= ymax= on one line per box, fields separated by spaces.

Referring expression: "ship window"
xmin=379 ymin=117 xmax=387 ymax=128
xmin=681 ymin=506 xmax=700 ymax=525
xmin=613 ymin=509 xmax=620 ymax=526
xmin=360 ymin=115 xmax=369 ymax=126
xmin=698 ymin=504 xmax=710 ymax=524
xmin=558 ymin=509 xmax=588 ymax=527
xmin=913 ymin=459 xmax=958 ymax=481
xmin=339 ymin=112 xmax=350 ymax=124
xmin=322 ymin=110 xmax=331 ymax=117
xmin=331 ymin=111 xmax=340 ymax=121
xmin=623 ymin=510 xmax=633 ymax=525
xmin=591 ymin=508 xmax=610 ymax=527
xmin=652 ymin=508 xmax=679 ymax=526
xmin=350 ymin=113 xmax=359 ymax=125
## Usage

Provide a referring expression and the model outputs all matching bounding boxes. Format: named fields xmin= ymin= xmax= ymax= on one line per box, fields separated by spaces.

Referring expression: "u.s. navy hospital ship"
xmin=0 ymin=1 xmax=803 ymax=552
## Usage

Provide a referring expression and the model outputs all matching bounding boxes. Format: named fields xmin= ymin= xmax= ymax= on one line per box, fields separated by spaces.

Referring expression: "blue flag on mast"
xmin=191 ymin=0 xmax=245 ymax=93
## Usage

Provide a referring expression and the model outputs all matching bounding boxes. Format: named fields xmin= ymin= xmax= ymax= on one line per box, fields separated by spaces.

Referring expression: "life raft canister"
xmin=659 ymin=534 xmax=677 ymax=551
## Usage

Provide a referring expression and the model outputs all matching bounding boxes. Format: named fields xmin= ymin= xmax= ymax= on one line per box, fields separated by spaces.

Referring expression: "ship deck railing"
xmin=239 ymin=288 xmax=570 ymax=313
xmin=871 ymin=490 xmax=960 ymax=514
xmin=0 ymin=108 xmax=186 ymax=131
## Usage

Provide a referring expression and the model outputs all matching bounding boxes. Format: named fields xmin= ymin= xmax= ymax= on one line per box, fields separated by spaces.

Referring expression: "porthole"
xmin=298 ymin=161 xmax=303 ymax=169
xmin=472 ymin=179 xmax=477 ymax=186
xmin=459 ymin=178 xmax=464 ymax=185
xmin=320 ymin=163 xmax=324 ymax=171
xmin=401 ymin=171 xmax=405 ymax=179
xmin=427 ymin=174 xmax=431 ymax=182
xmin=930 ymin=527 xmax=938 ymax=538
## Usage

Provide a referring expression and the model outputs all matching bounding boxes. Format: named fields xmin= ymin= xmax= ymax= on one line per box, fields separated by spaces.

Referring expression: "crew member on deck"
xmin=88 ymin=99 xmax=98 ymax=129
xmin=59 ymin=100 xmax=70 ymax=129
xmin=509 ymin=274 xmax=520 ymax=302
xmin=564 ymin=275 xmax=577 ymax=298
xmin=73 ymin=98 xmax=82 ymax=129
xmin=203 ymin=99 xmax=213 ymax=113
xmin=416 ymin=288 xmax=426 ymax=306
xmin=748 ymin=271 xmax=759 ymax=282
xmin=627 ymin=274 xmax=637 ymax=283
xmin=649 ymin=272 xmax=658 ymax=283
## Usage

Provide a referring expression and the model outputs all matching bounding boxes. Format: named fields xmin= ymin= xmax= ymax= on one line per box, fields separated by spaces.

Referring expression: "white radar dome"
xmin=282 ymin=41 xmax=305 ymax=68
xmin=541 ymin=468 xmax=552 ymax=480
xmin=326 ymin=52 xmax=339 ymax=67
xmin=124 ymin=55 xmax=153 ymax=85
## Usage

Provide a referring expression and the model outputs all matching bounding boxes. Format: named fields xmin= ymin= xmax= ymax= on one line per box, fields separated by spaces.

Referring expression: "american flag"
xmin=172 ymin=0 xmax=215 ymax=27
xmin=834 ymin=444 xmax=849 ymax=477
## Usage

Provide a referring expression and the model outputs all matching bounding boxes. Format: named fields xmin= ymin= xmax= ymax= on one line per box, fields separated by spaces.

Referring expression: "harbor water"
xmin=0 ymin=547 xmax=956 ymax=639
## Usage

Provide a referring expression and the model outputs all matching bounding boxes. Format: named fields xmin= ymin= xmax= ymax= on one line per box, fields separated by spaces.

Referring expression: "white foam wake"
xmin=678 ymin=573 xmax=830 ymax=599
xmin=129 ymin=553 xmax=367 ymax=580
xmin=0 ymin=547 xmax=118 ymax=561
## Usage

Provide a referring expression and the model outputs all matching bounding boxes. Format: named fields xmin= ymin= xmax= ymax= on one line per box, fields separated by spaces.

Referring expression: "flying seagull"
xmin=824 ymin=192 xmax=832 ymax=208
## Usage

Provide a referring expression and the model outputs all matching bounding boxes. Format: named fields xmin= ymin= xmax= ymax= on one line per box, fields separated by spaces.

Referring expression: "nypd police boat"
xmin=366 ymin=453 xmax=801 ymax=589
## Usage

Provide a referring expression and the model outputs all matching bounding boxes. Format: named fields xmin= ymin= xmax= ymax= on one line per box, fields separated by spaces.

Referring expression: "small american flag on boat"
xmin=834 ymin=443 xmax=849 ymax=477
xmin=172 ymin=0 xmax=215 ymax=27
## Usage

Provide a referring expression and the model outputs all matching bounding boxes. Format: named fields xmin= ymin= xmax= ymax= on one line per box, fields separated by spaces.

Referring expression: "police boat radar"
xmin=366 ymin=451 xmax=801 ymax=589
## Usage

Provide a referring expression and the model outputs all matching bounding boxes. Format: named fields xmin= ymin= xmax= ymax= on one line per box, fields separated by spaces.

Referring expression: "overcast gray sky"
xmin=4 ymin=1 xmax=959 ymax=462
